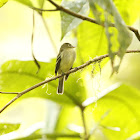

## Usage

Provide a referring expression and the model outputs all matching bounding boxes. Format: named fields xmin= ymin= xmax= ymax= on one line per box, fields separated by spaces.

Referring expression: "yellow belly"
xmin=58 ymin=48 xmax=76 ymax=73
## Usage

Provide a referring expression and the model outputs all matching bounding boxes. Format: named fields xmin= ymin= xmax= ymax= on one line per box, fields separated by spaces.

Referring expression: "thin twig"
xmin=128 ymin=26 xmax=140 ymax=41
xmin=13 ymin=133 xmax=81 ymax=140
xmin=31 ymin=10 xmax=40 ymax=73
xmin=31 ymin=6 xmax=59 ymax=12
xmin=0 ymin=91 xmax=18 ymax=94
xmin=30 ymin=0 xmax=140 ymax=41
xmin=0 ymin=50 xmax=140 ymax=113
xmin=81 ymin=109 xmax=88 ymax=140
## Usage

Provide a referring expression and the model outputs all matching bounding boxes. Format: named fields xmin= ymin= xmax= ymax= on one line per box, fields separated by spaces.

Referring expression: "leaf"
xmin=86 ymin=84 xmax=140 ymax=140
xmin=37 ymin=0 xmax=44 ymax=8
xmin=90 ymin=0 xmax=133 ymax=72
xmin=0 ymin=123 xmax=20 ymax=135
xmin=0 ymin=60 xmax=87 ymax=108
xmin=82 ymin=83 xmax=121 ymax=107
xmin=114 ymin=0 xmax=140 ymax=25
xmin=13 ymin=133 xmax=80 ymax=140
xmin=126 ymin=131 xmax=140 ymax=140
xmin=54 ymin=106 xmax=83 ymax=137
xmin=60 ymin=0 xmax=89 ymax=39
xmin=0 ymin=0 xmax=8 ymax=8
xmin=12 ymin=127 xmax=80 ymax=140
xmin=104 ymin=13 xmax=115 ymax=66
xmin=77 ymin=11 xmax=108 ymax=65
xmin=13 ymin=0 xmax=33 ymax=7
xmin=88 ymin=0 xmax=102 ymax=23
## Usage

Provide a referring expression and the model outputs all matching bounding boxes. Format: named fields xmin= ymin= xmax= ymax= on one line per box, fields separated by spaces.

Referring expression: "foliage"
xmin=89 ymin=0 xmax=132 ymax=72
xmin=60 ymin=0 xmax=89 ymax=39
xmin=0 ymin=123 xmax=20 ymax=135
xmin=0 ymin=60 xmax=86 ymax=107
xmin=87 ymin=85 xmax=140 ymax=139
xmin=0 ymin=0 xmax=140 ymax=140
xmin=0 ymin=0 xmax=8 ymax=7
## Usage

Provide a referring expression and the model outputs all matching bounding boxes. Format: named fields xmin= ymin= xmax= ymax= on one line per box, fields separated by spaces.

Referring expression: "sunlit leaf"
xmin=114 ymin=0 xmax=140 ymax=25
xmin=77 ymin=12 xmax=108 ymax=64
xmin=13 ymin=128 xmax=80 ymax=140
xmin=61 ymin=0 xmax=89 ymax=39
xmin=86 ymin=84 xmax=140 ymax=140
xmin=0 ymin=60 xmax=86 ymax=108
xmin=13 ymin=0 xmax=33 ymax=7
xmin=0 ymin=0 xmax=8 ymax=8
xmin=0 ymin=123 xmax=20 ymax=135
xmin=37 ymin=0 xmax=44 ymax=8
xmin=126 ymin=131 xmax=140 ymax=140
xmin=55 ymin=106 xmax=83 ymax=138
xmin=14 ymin=133 xmax=80 ymax=140
xmin=82 ymin=83 xmax=121 ymax=107
xmin=89 ymin=0 xmax=133 ymax=72
xmin=88 ymin=0 xmax=102 ymax=23
xmin=104 ymin=13 xmax=116 ymax=69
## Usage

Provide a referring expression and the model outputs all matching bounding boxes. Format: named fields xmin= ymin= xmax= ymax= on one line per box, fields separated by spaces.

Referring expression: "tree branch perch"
xmin=0 ymin=50 xmax=140 ymax=113
xmin=30 ymin=0 xmax=140 ymax=41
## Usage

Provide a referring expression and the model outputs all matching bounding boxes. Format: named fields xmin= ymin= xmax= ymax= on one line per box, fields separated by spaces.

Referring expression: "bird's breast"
xmin=59 ymin=48 xmax=76 ymax=73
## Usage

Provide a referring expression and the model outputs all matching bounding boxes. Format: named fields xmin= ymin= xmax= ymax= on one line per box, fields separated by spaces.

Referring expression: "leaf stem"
xmin=81 ymin=108 xmax=88 ymax=140
xmin=31 ymin=10 xmax=40 ymax=73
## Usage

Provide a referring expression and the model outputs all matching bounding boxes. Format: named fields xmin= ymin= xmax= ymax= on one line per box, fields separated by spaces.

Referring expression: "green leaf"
xmin=14 ymin=133 xmax=80 ymax=140
xmin=54 ymin=106 xmax=82 ymax=140
xmin=12 ymin=0 xmax=33 ymax=7
xmin=77 ymin=12 xmax=108 ymax=64
xmin=90 ymin=0 xmax=132 ymax=72
xmin=114 ymin=0 xmax=140 ymax=25
xmin=0 ymin=0 xmax=8 ymax=8
xmin=12 ymin=0 xmax=52 ymax=9
xmin=61 ymin=0 xmax=89 ymax=39
xmin=55 ymin=106 xmax=82 ymax=133
xmin=127 ymin=131 xmax=140 ymax=140
xmin=12 ymin=128 xmax=80 ymax=140
xmin=37 ymin=0 xmax=44 ymax=8
xmin=86 ymin=84 xmax=140 ymax=140
xmin=104 ymin=13 xmax=116 ymax=68
xmin=0 ymin=123 xmax=20 ymax=135
xmin=0 ymin=60 xmax=86 ymax=108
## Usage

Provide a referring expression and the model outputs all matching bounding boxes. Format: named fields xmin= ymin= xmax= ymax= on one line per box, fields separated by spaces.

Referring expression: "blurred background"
xmin=0 ymin=1 xmax=61 ymax=139
xmin=0 ymin=0 xmax=140 ymax=140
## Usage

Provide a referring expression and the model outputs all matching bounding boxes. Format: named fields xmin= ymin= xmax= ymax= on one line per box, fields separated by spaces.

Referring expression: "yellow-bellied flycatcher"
xmin=55 ymin=43 xmax=76 ymax=94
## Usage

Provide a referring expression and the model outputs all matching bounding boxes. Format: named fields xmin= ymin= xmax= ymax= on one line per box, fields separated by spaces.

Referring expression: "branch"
xmin=128 ymin=26 xmax=140 ymax=41
xmin=32 ymin=6 xmax=59 ymax=12
xmin=30 ymin=0 xmax=140 ymax=41
xmin=31 ymin=10 xmax=40 ymax=73
xmin=14 ymin=133 xmax=81 ymax=140
xmin=0 ymin=50 xmax=140 ymax=113
xmin=0 ymin=91 xmax=18 ymax=94
xmin=81 ymin=109 xmax=88 ymax=140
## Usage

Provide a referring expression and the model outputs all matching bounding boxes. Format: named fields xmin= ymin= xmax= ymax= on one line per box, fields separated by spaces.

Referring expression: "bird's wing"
xmin=55 ymin=53 xmax=61 ymax=75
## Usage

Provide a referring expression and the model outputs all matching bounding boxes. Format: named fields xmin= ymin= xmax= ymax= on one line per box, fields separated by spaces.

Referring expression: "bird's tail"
xmin=57 ymin=76 xmax=64 ymax=94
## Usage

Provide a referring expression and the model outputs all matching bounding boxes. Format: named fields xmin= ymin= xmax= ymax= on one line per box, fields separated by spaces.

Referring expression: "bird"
xmin=55 ymin=43 xmax=76 ymax=94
